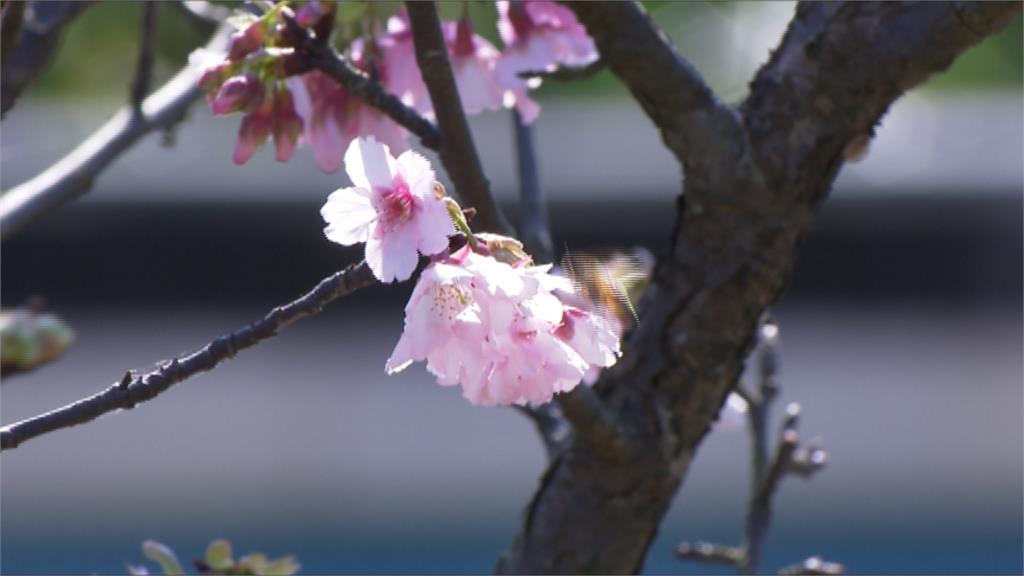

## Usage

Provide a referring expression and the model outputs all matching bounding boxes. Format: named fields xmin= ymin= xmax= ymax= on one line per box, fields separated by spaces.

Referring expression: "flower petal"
xmin=321 ymin=187 xmax=376 ymax=245
xmin=344 ymin=136 xmax=395 ymax=191
xmin=365 ymin=221 xmax=419 ymax=282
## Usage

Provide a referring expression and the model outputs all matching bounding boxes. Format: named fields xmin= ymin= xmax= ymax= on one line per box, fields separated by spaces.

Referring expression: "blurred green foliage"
xmin=22 ymin=1 xmax=1023 ymax=103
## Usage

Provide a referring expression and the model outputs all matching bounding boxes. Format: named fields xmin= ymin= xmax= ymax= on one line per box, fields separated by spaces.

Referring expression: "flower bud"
xmin=210 ymin=73 xmax=264 ymax=116
xmin=272 ymin=88 xmax=303 ymax=162
xmin=233 ymin=99 xmax=274 ymax=165
xmin=227 ymin=21 xmax=267 ymax=62
xmin=197 ymin=61 xmax=231 ymax=94
xmin=295 ymin=0 xmax=325 ymax=28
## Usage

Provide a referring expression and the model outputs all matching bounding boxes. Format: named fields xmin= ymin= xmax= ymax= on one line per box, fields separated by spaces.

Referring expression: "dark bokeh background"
xmin=2 ymin=2 xmax=1022 ymax=574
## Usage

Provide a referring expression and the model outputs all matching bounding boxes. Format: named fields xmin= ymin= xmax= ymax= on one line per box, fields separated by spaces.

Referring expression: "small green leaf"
xmin=142 ymin=540 xmax=184 ymax=576
xmin=205 ymin=539 xmax=234 ymax=571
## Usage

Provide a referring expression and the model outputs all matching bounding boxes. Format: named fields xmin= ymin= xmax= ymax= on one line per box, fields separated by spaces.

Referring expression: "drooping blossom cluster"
xmin=321 ymin=136 xmax=620 ymax=406
xmin=194 ymin=0 xmax=596 ymax=172
xmin=386 ymin=244 xmax=620 ymax=407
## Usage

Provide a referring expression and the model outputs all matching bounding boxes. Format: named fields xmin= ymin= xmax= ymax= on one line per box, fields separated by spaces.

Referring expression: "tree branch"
xmin=568 ymin=2 xmax=739 ymax=184
xmin=516 ymin=59 xmax=605 ymax=82
xmin=512 ymin=109 xmax=552 ymax=261
xmin=129 ymin=1 xmax=159 ymax=112
xmin=0 ymin=261 xmax=376 ymax=451
xmin=499 ymin=1 xmax=1020 ymax=572
xmin=405 ymin=1 xmax=512 ymax=236
xmin=1 ymin=1 xmax=95 ymax=117
xmin=296 ymin=24 xmax=441 ymax=151
xmin=0 ymin=24 xmax=233 ymax=240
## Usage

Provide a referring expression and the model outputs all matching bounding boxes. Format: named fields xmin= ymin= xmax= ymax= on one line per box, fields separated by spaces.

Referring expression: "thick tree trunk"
xmin=496 ymin=2 xmax=1021 ymax=573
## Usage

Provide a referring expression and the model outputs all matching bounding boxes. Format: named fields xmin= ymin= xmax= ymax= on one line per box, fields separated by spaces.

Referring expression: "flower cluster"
xmin=194 ymin=0 xmax=596 ymax=172
xmin=322 ymin=136 xmax=619 ymax=406
xmin=386 ymin=244 xmax=619 ymax=407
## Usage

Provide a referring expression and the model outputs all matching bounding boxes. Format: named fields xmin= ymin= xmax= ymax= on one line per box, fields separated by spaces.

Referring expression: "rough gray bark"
xmin=496 ymin=2 xmax=1021 ymax=573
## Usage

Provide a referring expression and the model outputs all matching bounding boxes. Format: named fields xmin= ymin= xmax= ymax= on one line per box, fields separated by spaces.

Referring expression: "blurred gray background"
xmin=2 ymin=2 xmax=1022 ymax=574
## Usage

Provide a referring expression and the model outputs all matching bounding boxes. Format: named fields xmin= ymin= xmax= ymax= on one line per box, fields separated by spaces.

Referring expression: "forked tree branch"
xmin=405 ymin=1 xmax=512 ymax=236
xmin=0 ymin=262 xmax=376 ymax=451
xmin=498 ymin=1 xmax=1021 ymax=572
xmin=0 ymin=25 xmax=233 ymax=240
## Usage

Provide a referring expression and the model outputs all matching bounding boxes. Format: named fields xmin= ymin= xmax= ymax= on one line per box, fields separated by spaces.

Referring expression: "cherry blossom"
xmin=288 ymin=64 xmax=409 ymax=173
xmin=387 ymin=246 xmax=620 ymax=407
xmin=380 ymin=11 xmax=505 ymax=117
xmin=321 ymin=137 xmax=454 ymax=282
xmin=494 ymin=0 xmax=597 ymax=122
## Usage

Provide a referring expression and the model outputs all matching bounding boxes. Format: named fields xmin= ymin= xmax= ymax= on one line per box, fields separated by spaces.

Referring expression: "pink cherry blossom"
xmin=387 ymin=247 xmax=620 ymax=407
xmin=288 ymin=65 xmax=408 ymax=173
xmin=380 ymin=10 xmax=508 ymax=117
xmin=448 ymin=17 xmax=505 ymax=115
xmin=494 ymin=0 xmax=597 ymax=122
xmin=321 ymin=137 xmax=454 ymax=282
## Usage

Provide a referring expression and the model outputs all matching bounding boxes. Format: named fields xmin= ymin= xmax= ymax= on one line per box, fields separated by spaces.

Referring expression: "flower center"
xmin=431 ymin=283 xmax=471 ymax=322
xmin=376 ymin=176 xmax=416 ymax=232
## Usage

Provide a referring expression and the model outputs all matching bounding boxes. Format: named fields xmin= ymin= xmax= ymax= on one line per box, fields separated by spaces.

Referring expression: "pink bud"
xmin=233 ymin=100 xmax=274 ymax=165
xmin=272 ymin=89 xmax=303 ymax=162
xmin=295 ymin=0 xmax=324 ymax=28
xmin=197 ymin=61 xmax=231 ymax=94
xmin=227 ymin=21 xmax=266 ymax=61
xmin=453 ymin=17 xmax=476 ymax=58
xmin=210 ymin=73 xmax=264 ymax=116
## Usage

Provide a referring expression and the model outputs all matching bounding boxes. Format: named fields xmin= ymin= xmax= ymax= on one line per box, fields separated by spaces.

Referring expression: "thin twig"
xmin=0 ymin=261 xmax=377 ymax=451
xmin=513 ymin=404 xmax=568 ymax=460
xmin=130 ymin=1 xmax=159 ymax=112
xmin=512 ymin=109 xmax=552 ymax=262
xmin=516 ymin=60 xmax=605 ymax=81
xmin=677 ymin=316 xmax=836 ymax=575
xmin=0 ymin=25 xmax=232 ymax=240
xmin=405 ymin=1 xmax=512 ymax=235
xmin=740 ymin=316 xmax=785 ymax=575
